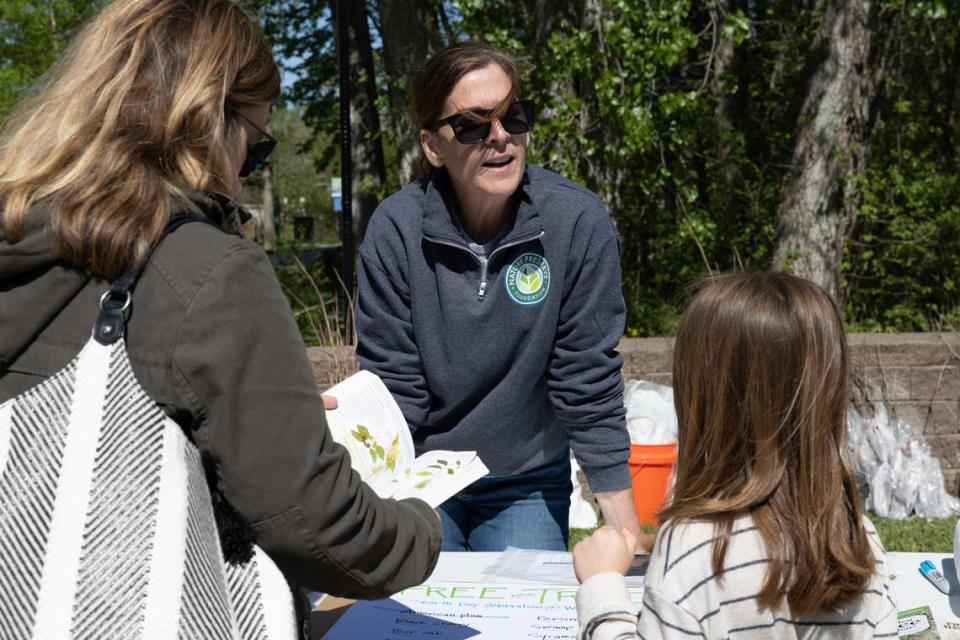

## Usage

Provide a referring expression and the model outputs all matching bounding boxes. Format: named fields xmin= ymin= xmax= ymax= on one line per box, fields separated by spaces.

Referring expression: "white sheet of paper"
xmin=325 ymin=371 xmax=417 ymax=481
xmin=321 ymin=581 xmax=643 ymax=640
xmin=484 ymin=548 xmax=647 ymax=586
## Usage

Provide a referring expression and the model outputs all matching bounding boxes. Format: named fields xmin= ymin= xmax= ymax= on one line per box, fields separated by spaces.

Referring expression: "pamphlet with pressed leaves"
xmin=324 ymin=370 xmax=489 ymax=507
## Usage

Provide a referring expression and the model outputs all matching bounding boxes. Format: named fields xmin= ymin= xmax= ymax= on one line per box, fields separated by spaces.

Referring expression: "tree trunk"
xmin=575 ymin=0 xmax=625 ymax=216
xmin=709 ymin=0 xmax=737 ymax=164
xmin=534 ymin=0 xmax=560 ymax=52
xmin=378 ymin=0 xmax=440 ymax=185
xmin=772 ymin=0 xmax=877 ymax=302
xmin=346 ymin=0 xmax=386 ymax=246
xmin=260 ymin=162 xmax=276 ymax=251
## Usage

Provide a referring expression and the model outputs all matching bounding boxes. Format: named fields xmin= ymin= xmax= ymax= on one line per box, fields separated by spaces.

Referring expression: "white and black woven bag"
xmin=0 ymin=217 xmax=297 ymax=639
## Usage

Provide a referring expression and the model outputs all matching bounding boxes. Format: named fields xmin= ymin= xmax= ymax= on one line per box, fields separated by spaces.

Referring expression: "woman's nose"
xmin=484 ymin=118 xmax=509 ymax=145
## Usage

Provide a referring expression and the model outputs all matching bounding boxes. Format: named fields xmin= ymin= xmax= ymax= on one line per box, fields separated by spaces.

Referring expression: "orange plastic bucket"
xmin=628 ymin=443 xmax=677 ymax=525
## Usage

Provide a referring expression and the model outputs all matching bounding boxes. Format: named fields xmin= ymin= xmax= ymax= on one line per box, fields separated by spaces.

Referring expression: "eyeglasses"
xmin=229 ymin=106 xmax=277 ymax=177
xmin=427 ymin=99 xmax=534 ymax=145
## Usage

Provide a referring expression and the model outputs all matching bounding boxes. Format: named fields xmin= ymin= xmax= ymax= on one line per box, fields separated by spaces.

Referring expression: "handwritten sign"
xmin=321 ymin=582 xmax=643 ymax=639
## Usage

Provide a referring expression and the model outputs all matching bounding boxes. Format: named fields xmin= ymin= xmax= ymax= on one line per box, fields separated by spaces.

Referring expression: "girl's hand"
xmin=573 ymin=525 xmax=638 ymax=583
xmin=322 ymin=395 xmax=338 ymax=410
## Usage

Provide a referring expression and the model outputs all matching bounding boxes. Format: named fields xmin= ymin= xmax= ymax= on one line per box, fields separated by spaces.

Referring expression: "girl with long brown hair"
xmin=0 ymin=0 xmax=439 ymax=634
xmin=573 ymin=272 xmax=896 ymax=638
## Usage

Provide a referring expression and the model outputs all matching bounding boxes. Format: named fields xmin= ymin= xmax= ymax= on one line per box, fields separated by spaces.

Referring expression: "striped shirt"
xmin=576 ymin=515 xmax=898 ymax=639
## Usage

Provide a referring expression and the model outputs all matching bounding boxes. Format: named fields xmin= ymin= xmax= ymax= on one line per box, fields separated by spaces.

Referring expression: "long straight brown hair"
xmin=659 ymin=272 xmax=874 ymax=616
xmin=0 ymin=0 xmax=280 ymax=278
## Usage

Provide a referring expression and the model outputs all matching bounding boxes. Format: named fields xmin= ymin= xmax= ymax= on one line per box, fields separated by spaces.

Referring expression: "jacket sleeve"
xmin=546 ymin=211 xmax=631 ymax=493
xmin=171 ymin=242 xmax=441 ymax=598
xmin=355 ymin=238 xmax=432 ymax=433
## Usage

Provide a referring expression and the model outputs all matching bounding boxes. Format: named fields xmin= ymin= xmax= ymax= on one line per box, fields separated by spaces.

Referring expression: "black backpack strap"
xmin=94 ymin=213 xmax=221 ymax=345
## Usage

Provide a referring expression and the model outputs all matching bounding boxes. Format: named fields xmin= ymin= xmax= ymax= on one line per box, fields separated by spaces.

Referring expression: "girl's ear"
xmin=419 ymin=129 xmax=444 ymax=168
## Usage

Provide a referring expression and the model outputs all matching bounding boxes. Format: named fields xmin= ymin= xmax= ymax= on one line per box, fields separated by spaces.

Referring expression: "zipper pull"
xmin=477 ymin=281 xmax=487 ymax=300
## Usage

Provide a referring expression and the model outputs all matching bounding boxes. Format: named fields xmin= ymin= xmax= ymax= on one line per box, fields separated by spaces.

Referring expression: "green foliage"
xmin=453 ymin=0 xmax=960 ymax=335
xmin=243 ymin=106 xmax=340 ymax=243
xmin=273 ymin=246 xmax=349 ymax=347
xmin=454 ymin=1 xmax=792 ymax=335
xmin=0 ymin=0 xmax=102 ymax=120
xmin=845 ymin=5 xmax=960 ymax=331
xmin=256 ymin=0 xmax=339 ymax=151
xmin=6 ymin=0 xmax=960 ymax=336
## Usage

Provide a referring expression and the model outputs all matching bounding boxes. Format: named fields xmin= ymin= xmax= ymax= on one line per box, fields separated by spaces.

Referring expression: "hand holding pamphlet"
xmin=324 ymin=371 xmax=488 ymax=507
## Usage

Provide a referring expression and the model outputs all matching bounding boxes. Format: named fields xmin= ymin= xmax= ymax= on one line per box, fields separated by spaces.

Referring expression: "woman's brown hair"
xmin=411 ymin=41 xmax=522 ymax=175
xmin=660 ymin=271 xmax=874 ymax=616
xmin=0 ymin=0 xmax=280 ymax=277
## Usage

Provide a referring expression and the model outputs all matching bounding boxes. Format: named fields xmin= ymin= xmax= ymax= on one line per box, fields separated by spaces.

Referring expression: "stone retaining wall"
xmin=307 ymin=332 xmax=960 ymax=495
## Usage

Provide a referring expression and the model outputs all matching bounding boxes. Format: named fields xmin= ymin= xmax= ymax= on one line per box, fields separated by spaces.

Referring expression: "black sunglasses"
xmin=428 ymin=99 xmax=535 ymax=144
xmin=230 ymin=107 xmax=277 ymax=177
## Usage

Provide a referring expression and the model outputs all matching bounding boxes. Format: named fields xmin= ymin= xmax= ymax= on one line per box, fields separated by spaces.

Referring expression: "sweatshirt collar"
xmin=420 ymin=168 xmax=542 ymax=243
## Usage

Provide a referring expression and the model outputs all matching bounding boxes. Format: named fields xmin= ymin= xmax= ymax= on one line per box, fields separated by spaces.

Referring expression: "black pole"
xmin=336 ymin=0 xmax=353 ymax=340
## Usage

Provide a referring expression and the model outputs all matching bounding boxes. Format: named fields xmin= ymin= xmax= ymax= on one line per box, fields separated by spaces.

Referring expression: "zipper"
xmin=424 ymin=230 xmax=545 ymax=300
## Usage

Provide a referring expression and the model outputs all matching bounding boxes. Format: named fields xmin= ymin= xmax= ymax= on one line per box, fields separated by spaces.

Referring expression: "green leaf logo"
xmin=518 ymin=266 xmax=542 ymax=293
xmin=505 ymin=253 xmax=551 ymax=305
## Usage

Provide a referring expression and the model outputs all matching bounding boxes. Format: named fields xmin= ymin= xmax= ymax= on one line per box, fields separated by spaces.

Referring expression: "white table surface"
xmin=426 ymin=551 xmax=960 ymax=622
xmin=885 ymin=552 xmax=960 ymax=622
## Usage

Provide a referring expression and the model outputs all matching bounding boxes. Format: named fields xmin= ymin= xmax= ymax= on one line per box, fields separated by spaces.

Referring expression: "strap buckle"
xmin=99 ymin=290 xmax=132 ymax=313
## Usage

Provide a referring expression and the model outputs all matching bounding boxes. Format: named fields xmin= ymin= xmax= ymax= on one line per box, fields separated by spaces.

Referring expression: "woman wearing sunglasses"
xmin=0 ymin=0 xmax=440 ymax=630
xmin=356 ymin=42 xmax=641 ymax=551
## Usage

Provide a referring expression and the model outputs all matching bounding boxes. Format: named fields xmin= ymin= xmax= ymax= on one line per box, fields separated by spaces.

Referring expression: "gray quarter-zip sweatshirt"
xmin=356 ymin=165 xmax=630 ymax=493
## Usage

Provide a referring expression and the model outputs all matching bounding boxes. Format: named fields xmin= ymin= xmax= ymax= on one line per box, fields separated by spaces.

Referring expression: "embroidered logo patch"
xmin=505 ymin=253 xmax=551 ymax=305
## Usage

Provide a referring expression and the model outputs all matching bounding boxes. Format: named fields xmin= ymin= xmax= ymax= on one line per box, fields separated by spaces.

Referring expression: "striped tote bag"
xmin=0 ymin=251 xmax=297 ymax=639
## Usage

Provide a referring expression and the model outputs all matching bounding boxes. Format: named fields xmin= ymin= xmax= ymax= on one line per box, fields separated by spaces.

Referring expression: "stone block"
xmin=893 ymin=400 xmax=960 ymax=435
xmin=850 ymin=366 xmax=912 ymax=402
xmin=307 ymin=346 xmax=358 ymax=389
xmin=642 ymin=373 xmax=673 ymax=387
xmin=848 ymin=332 xmax=960 ymax=367
xmin=926 ymin=434 xmax=960 ymax=470
xmin=619 ymin=337 xmax=674 ymax=379
xmin=878 ymin=401 xmax=959 ymax=435
xmin=886 ymin=402 xmax=927 ymax=429
xmin=943 ymin=469 xmax=960 ymax=497
xmin=923 ymin=401 xmax=959 ymax=435
xmin=912 ymin=366 xmax=960 ymax=401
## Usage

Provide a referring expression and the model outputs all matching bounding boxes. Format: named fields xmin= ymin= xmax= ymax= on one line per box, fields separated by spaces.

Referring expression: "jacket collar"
xmin=177 ymin=188 xmax=252 ymax=238
xmin=420 ymin=168 xmax=542 ymax=244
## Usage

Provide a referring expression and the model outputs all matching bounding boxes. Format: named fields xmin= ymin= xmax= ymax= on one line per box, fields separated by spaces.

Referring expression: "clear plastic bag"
xmin=624 ymin=379 xmax=677 ymax=444
xmin=848 ymin=404 xmax=959 ymax=519
xmin=568 ymin=454 xmax=598 ymax=529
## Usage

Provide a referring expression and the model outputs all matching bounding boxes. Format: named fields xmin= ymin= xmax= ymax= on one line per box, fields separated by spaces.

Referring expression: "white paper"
xmin=322 ymin=581 xmax=643 ymax=640
xmin=325 ymin=371 xmax=416 ymax=481
xmin=324 ymin=371 xmax=488 ymax=506
xmin=485 ymin=548 xmax=647 ymax=586
xmin=369 ymin=450 xmax=489 ymax=508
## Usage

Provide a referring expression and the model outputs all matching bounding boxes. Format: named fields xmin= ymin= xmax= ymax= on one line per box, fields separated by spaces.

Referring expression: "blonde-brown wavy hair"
xmin=0 ymin=0 xmax=280 ymax=277
xmin=660 ymin=271 xmax=874 ymax=616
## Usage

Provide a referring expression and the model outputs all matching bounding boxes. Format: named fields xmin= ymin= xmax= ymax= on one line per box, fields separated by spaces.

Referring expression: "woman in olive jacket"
xmin=0 ymin=0 xmax=440 ymax=611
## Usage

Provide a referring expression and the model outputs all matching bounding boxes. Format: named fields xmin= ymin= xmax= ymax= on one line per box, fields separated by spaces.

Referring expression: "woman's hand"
xmin=572 ymin=525 xmax=637 ymax=583
xmin=322 ymin=395 xmax=338 ymax=410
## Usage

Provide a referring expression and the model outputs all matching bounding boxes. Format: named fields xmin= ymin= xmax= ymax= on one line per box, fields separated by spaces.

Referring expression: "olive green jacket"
xmin=0 ymin=192 xmax=441 ymax=598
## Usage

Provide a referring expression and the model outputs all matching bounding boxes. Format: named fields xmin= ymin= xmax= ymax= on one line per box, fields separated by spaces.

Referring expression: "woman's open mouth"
xmin=482 ymin=157 xmax=514 ymax=169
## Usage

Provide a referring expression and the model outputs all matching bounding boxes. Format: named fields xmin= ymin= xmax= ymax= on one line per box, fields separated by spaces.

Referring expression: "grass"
xmin=569 ymin=515 xmax=960 ymax=553
xmin=870 ymin=514 xmax=958 ymax=552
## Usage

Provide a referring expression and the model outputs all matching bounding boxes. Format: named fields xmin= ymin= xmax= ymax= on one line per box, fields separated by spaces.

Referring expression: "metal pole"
xmin=336 ymin=0 xmax=353 ymax=341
